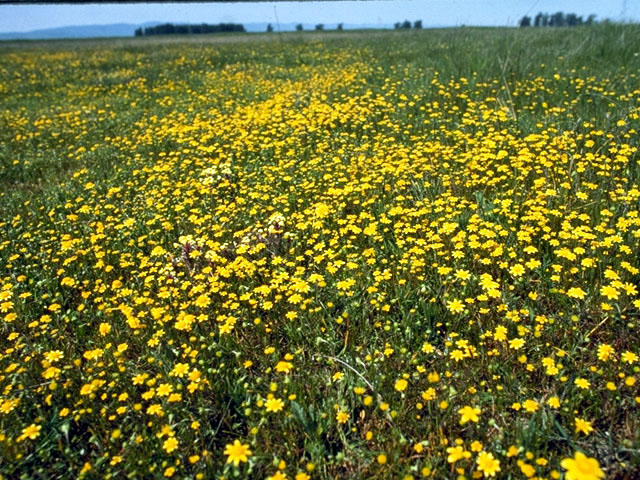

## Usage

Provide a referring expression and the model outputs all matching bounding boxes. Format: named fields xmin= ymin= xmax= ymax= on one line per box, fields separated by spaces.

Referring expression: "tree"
xmin=296 ymin=24 xmax=303 ymax=31
xmin=394 ymin=22 xmax=401 ymax=29
xmin=266 ymin=23 xmax=273 ymax=32
xmin=315 ymin=24 xmax=324 ymax=31
xmin=337 ymin=23 xmax=343 ymax=31
xmin=413 ymin=20 xmax=422 ymax=29
xmin=549 ymin=12 xmax=565 ymax=27
xmin=402 ymin=20 xmax=412 ymax=29
xmin=519 ymin=16 xmax=531 ymax=27
xmin=534 ymin=13 xmax=542 ymax=27
xmin=134 ymin=27 xmax=143 ymax=36
xmin=586 ymin=14 xmax=596 ymax=25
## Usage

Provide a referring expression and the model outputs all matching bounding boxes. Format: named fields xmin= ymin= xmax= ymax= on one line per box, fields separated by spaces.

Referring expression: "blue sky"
xmin=0 ymin=0 xmax=637 ymax=32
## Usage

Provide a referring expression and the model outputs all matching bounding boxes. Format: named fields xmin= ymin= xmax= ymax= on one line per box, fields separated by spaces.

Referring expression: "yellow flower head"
xmin=224 ymin=439 xmax=252 ymax=466
xmin=560 ymin=451 xmax=604 ymax=480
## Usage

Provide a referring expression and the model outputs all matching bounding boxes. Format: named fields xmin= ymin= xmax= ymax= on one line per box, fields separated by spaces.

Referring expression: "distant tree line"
xmin=135 ymin=23 xmax=245 ymax=36
xmin=394 ymin=20 xmax=422 ymax=29
xmin=519 ymin=12 xmax=597 ymax=28
xmin=285 ymin=23 xmax=344 ymax=32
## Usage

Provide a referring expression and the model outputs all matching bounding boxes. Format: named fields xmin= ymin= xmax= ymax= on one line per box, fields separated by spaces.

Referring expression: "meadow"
xmin=0 ymin=25 xmax=639 ymax=479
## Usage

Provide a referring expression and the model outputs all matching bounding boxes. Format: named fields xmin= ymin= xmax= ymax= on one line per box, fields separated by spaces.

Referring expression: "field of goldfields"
xmin=1 ymin=25 xmax=639 ymax=479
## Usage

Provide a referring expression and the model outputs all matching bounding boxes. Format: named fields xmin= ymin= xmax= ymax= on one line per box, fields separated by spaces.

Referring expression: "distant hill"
xmin=0 ymin=22 xmax=160 ymax=40
xmin=0 ymin=21 xmax=397 ymax=40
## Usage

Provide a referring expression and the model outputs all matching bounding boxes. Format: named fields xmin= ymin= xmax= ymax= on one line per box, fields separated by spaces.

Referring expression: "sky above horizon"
xmin=0 ymin=0 xmax=638 ymax=33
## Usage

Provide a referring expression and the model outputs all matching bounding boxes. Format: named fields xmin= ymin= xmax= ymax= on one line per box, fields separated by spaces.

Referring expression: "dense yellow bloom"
xmin=2 ymin=27 xmax=640 ymax=479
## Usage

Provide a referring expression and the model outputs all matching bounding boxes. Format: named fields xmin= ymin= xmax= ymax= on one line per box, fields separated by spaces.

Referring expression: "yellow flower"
xmin=477 ymin=451 xmax=501 ymax=477
xmin=470 ymin=441 xmax=483 ymax=452
xmin=268 ymin=472 xmax=287 ymax=480
xmin=44 ymin=350 xmax=64 ymax=362
xmin=163 ymin=436 xmax=178 ymax=453
xmin=265 ymin=398 xmax=285 ymax=413
xmin=336 ymin=410 xmax=349 ymax=424
xmin=275 ymin=361 xmax=293 ymax=373
xmin=621 ymin=351 xmax=638 ymax=364
xmin=224 ymin=439 xmax=252 ymax=466
xmin=458 ymin=405 xmax=481 ymax=424
xmin=314 ymin=203 xmax=330 ymax=218
xmin=80 ymin=384 xmax=94 ymax=396
xmin=98 ymin=322 xmax=111 ymax=336
xmin=156 ymin=383 xmax=173 ymax=396
xmin=547 ymin=396 xmax=561 ymax=408
xmin=518 ymin=461 xmax=536 ymax=477
xmin=574 ymin=378 xmax=590 ymax=390
xmin=447 ymin=299 xmax=465 ymax=314
xmin=566 ymin=287 xmax=586 ymax=299
xmin=394 ymin=378 xmax=408 ymax=391
xmin=600 ymin=285 xmax=619 ymax=300
xmin=446 ymin=445 xmax=471 ymax=463
xmin=170 ymin=363 xmax=190 ymax=377
xmin=523 ymin=399 xmax=539 ymax=413
xmin=597 ymin=344 xmax=614 ymax=361
xmin=18 ymin=424 xmax=41 ymax=442
xmin=560 ymin=451 xmax=604 ymax=480
xmin=574 ymin=417 xmax=593 ymax=435
xmin=421 ymin=388 xmax=436 ymax=401
xmin=450 ymin=350 xmax=465 ymax=361
xmin=506 ymin=446 xmax=519 ymax=457
xmin=510 ymin=264 xmax=525 ymax=277
xmin=194 ymin=294 xmax=210 ymax=308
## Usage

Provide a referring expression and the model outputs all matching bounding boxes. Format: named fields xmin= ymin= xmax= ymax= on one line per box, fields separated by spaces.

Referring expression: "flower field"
xmin=1 ymin=26 xmax=639 ymax=479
